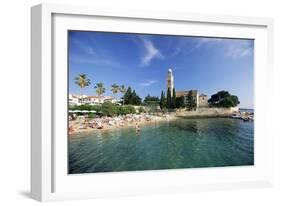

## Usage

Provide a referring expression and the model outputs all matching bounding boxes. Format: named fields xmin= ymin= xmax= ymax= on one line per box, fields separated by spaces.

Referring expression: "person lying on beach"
xmin=96 ymin=121 xmax=103 ymax=129
xmin=68 ymin=125 xmax=75 ymax=133
xmin=120 ymin=121 xmax=125 ymax=127
xmin=78 ymin=123 xmax=88 ymax=130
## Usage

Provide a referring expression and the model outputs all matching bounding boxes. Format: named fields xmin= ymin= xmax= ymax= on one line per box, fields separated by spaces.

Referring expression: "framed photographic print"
xmin=31 ymin=3 xmax=274 ymax=201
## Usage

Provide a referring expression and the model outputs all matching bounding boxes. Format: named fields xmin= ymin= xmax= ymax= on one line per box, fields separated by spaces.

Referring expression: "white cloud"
xmin=171 ymin=38 xmax=222 ymax=57
xmin=139 ymin=37 xmax=164 ymax=66
xmin=72 ymin=39 xmax=96 ymax=56
xmin=175 ymin=37 xmax=253 ymax=59
xmin=195 ymin=38 xmax=222 ymax=49
xmin=225 ymin=42 xmax=253 ymax=59
xmin=139 ymin=80 xmax=157 ymax=87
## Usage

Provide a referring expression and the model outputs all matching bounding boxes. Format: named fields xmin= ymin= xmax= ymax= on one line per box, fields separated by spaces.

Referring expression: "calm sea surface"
xmin=68 ymin=118 xmax=254 ymax=174
xmin=239 ymin=108 xmax=254 ymax=113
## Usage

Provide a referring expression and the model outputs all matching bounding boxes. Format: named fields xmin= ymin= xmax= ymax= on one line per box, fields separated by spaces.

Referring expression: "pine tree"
xmin=123 ymin=87 xmax=141 ymax=105
xmin=132 ymin=90 xmax=137 ymax=105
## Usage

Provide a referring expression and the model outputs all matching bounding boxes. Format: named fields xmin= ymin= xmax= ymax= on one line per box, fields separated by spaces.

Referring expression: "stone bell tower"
xmin=167 ymin=68 xmax=174 ymax=93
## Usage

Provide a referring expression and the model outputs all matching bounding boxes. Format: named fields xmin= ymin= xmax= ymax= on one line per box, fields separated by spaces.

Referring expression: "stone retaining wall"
xmin=176 ymin=107 xmax=238 ymax=117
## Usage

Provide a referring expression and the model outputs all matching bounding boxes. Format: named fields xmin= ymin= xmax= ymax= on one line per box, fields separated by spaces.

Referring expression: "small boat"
xmin=231 ymin=114 xmax=241 ymax=119
xmin=249 ymin=116 xmax=254 ymax=121
xmin=242 ymin=117 xmax=250 ymax=122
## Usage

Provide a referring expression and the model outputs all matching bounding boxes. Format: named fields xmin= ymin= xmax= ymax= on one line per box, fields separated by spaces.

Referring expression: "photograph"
xmin=67 ymin=31 xmax=254 ymax=174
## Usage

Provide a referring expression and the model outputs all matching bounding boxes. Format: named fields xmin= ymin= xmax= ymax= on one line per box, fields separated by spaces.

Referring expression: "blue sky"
xmin=68 ymin=31 xmax=254 ymax=109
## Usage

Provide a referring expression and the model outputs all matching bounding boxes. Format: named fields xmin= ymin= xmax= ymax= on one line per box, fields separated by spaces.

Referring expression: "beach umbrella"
xmin=81 ymin=110 xmax=89 ymax=113
xmin=89 ymin=110 xmax=96 ymax=113
xmin=69 ymin=110 xmax=80 ymax=113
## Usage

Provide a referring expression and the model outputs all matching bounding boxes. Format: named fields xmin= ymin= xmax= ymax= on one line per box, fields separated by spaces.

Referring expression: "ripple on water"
xmin=68 ymin=118 xmax=254 ymax=174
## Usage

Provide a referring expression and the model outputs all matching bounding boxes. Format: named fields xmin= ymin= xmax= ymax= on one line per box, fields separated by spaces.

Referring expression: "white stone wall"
xmin=199 ymin=96 xmax=208 ymax=107
xmin=176 ymin=107 xmax=238 ymax=117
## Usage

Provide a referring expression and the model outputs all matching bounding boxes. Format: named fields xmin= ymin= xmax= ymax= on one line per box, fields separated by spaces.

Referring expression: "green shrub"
xmin=69 ymin=104 xmax=101 ymax=112
xmin=70 ymin=103 xmax=137 ymax=117
xmin=118 ymin=105 xmax=136 ymax=115
xmin=101 ymin=102 xmax=119 ymax=116
xmin=139 ymin=106 xmax=146 ymax=113
xmin=87 ymin=113 xmax=96 ymax=118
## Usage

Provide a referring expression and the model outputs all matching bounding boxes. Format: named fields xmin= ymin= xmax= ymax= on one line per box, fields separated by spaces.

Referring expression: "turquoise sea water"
xmin=68 ymin=118 xmax=254 ymax=174
xmin=239 ymin=108 xmax=254 ymax=113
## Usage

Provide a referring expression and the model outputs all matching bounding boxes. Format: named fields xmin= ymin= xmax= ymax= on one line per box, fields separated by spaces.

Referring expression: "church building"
xmin=166 ymin=68 xmax=208 ymax=108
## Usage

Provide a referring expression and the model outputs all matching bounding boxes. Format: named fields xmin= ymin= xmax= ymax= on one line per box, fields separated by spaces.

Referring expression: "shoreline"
xmin=69 ymin=114 xmax=179 ymax=137
xmin=69 ymin=110 xmax=253 ymax=137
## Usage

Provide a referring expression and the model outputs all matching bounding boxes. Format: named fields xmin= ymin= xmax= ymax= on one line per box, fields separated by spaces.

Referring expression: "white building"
xmin=68 ymin=94 xmax=80 ymax=106
xmin=69 ymin=94 xmax=118 ymax=105
xmin=199 ymin=94 xmax=209 ymax=107
xmin=176 ymin=90 xmax=200 ymax=108
xmin=80 ymin=96 xmax=117 ymax=105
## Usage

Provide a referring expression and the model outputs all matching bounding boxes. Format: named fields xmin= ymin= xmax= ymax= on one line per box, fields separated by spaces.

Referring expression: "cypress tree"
xmin=132 ymin=90 xmax=137 ymax=105
xmin=172 ymin=88 xmax=176 ymax=109
xmin=124 ymin=86 xmax=132 ymax=105
xmin=166 ymin=88 xmax=171 ymax=109
xmin=160 ymin=90 xmax=165 ymax=109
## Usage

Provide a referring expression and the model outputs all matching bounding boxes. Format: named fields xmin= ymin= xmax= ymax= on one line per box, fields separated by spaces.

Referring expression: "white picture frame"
xmin=31 ymin=3 xmax=274 ymax=202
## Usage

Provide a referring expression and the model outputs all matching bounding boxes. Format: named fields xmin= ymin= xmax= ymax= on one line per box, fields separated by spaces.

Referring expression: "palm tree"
xmin=94 ymin=82 xmax=106 ymax=104
xmin=111 ymin=84 xmax=119 ymax=101
xmin=74 ymin=74 xmax=91 ymax=103
xmin=119 ymin=85 xmax=126 ymax=105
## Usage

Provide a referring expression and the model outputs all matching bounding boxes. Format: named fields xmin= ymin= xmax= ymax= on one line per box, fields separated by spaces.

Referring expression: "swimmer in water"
xmin=135 ymin=122 xmax=140 ymax=134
